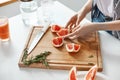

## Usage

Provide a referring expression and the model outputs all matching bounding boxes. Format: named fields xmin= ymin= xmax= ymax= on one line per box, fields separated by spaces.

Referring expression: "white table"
xmin=0 ymin=1 xmax=120 ymax=80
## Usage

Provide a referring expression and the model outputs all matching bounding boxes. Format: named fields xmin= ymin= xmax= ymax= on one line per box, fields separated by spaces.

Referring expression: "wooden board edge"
xmin=18 ymin=27 xmax=34 ymax=65
xmin=18 ymin=62 xmax=102 ymax=72
xmin=96 ymin=31 xmax=103 ymax=71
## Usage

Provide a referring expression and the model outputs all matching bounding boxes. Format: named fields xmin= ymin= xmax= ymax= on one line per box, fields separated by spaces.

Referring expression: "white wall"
xmin=0 ymin=0 xmax=90 ymax=19
xmin=57 ymin=0 xmax=87 ymax=12
xmin=57 ymin=0 xmax=91 ymax=20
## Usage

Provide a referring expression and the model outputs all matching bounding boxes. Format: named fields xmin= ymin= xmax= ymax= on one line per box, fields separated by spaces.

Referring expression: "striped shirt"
xmin=112 ymin=0 xmax=120 ymax=39
xmin=95 ymin=0 xmax=120 ymax=39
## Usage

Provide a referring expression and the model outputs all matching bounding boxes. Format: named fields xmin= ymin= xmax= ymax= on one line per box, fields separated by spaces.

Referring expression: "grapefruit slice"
xmin=57 ymin=28 xmax=69 ymax=36
xmin=69 ymin=66 xmax=77 ymax=80
xmin=51 ymin=25 xmax=61 ymax=32
xmin=84 ymin=65 xmax=98 ymax=80
xmin=74 ymin=44 xmax=81 ymax=52
xmin=66 ymin=43 xmax=81 ymax=52
xmin=52 ymin=37 xmax=64 ymax=47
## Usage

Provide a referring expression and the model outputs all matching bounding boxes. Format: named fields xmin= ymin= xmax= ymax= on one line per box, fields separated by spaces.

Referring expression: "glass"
xmin=0 ymin=16 xmax=10 ymax=41
xmin=40 ymin=0 xmax=54 ymax=23
xmin=20 ymin=0 xmax=39 ymax=26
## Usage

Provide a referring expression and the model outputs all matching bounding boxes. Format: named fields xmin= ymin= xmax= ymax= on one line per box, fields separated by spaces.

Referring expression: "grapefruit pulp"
xmin=69 ymin=66 xmax=77 ymax=80
xmin=51 ymin=25 xmax=61 ymax=32
xmin=84 ymin=65 xmax=98 ymax=80
xmin=52 ymin=37 xmax=64 ymax=47
xmin=66 ymin=43 xmax=81 ymax=52
xmin=57 ymin=28 xmax=69 ymax=36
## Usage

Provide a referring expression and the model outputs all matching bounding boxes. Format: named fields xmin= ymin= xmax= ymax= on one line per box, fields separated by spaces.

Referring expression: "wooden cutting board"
xmin=18 ymin=26 xmax=103 ymax=71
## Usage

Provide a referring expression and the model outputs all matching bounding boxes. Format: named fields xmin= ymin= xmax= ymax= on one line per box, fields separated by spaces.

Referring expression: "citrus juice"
xmin=0 ymin=17 xmax=10 ymax=41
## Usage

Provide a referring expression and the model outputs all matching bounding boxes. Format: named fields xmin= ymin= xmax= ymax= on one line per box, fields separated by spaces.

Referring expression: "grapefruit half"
xmin=66 ymin=43 xmax=81 ymax=52
xmin=52 ymin=37 xmax=64 ymax=47
xmin=84 ymin=65 xmax=98 ymax=80
xmin=51 ymin=25 xmax=61 ymax=32
xmin=69 ymin=66 xmax=77 ymax=80
xmin=57 ymin=28 xmax=69 ymax=36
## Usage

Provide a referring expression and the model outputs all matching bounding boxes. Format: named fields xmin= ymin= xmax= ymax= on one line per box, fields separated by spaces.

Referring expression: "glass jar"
xmin=20 ymin=0 xmax=39 ymax=26
xmin=40 ymin=0 xmax=54 ymax=23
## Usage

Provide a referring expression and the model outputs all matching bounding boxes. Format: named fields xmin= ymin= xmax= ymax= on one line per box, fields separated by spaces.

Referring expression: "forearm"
xmin=93 ymin=20 xmax=120 ymax=31
xmin=77 ymin=0 xmax=92 ymax=22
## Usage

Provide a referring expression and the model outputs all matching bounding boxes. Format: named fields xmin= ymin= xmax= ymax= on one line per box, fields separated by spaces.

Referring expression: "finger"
xmin=76 ymin=14 xmax=82 ymax=26
xmin=65 ymin=15 xmax=77 ymax=28
xmin=69 ymin=35 xmax=77 ymax=40
xmin=66 ymin=23 xmax=75 ymax=33
xmin=69 ymin=29 xmax=81 ymax=39
xmin=63 ymin=31 xmax=77 ymax=39
xmin=69 ymin=32 xmax=85 ymax=39
xmin=72 ymin=23 xmax=77 ymax=29
xmin=69 ymin=23 xmax=75 ymax=32
xmin=69 ymin=23 xmax=78 ymax=33
xmin=76 ymin=18 xmax=80 ymax=26
xmin=65 ymin=20 xmax=72 ymax=28
xmin=72 ymin=26 xmax=79 ymax=32
xmin=69 ymin=34 xmax=80 ymax=39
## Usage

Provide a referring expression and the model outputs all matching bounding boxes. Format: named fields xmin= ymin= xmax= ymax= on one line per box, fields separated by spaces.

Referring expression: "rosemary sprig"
xmin=22 ymin=48 xmax=51 ymax=67
xmin=88 ymin=55 xmax=94 ymax=58
xmin=88 ymin=62 xmax=94 ymax=65
xmin=22 ymin=48 xmax=28 ymax=61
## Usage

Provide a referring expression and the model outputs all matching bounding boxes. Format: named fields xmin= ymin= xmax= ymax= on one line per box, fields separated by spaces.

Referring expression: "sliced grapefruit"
xmin=51 ymin=25 xmax=61 ymax=32
xmin=66 ymin=43 xmax=81 ymax=52
xmin=74 ymin=44 xmax=81 ymax=52
xmin=84 ymin=65 xmax=98 ymax=80
xmin=52 ymin=37 xmax=64 ymax=47
xmin=69 ymin=66 xmax=77 ymax=80
xmin=57 ymin=28 xmax=69 ymax=36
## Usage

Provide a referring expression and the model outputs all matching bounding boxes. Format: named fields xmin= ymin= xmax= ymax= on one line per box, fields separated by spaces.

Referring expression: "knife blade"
xmin=27 ymin=25 xmax=49 ymax=54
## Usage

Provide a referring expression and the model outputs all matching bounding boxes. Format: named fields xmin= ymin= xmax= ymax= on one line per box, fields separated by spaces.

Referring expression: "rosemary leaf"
xmin=42 ymin=60 xmax=49 ymax=67
xmin=22 ymin=50 xmax=51 ymax=67
xmin=88 ymin=62 xmax=94 ymax=65
xmin=88 ymin=55 xmax=94 ymax=58
xmin=22 ymin=48 xmax=28 ymax=61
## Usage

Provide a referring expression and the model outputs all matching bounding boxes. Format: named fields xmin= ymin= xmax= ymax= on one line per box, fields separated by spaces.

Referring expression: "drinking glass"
xmin=40 ymin=0 xmax=54 ymax=23
xmin=0 ymin=16 xmax=10 ymax=41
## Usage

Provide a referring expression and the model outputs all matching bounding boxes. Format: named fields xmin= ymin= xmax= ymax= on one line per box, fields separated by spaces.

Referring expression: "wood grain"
xmin=18 ymin=26 xmax=103 ymax=72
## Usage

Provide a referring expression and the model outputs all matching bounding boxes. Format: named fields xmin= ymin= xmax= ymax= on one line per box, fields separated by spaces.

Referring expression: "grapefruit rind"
xmin=69 ymin=66 xmax=77 ymax=80
xmin=52 ymin=37 xmax=64 ymax=47
xmin=66 ymin=43 xmax=74 ymax=52
xmin=74 ymin=44 xmax=80 ymax=52
xmin=84 ymin=65 xmax=98 ymax=80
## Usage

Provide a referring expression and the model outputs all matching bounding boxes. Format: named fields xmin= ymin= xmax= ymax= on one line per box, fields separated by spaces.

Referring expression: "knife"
xmin=27 ymin=25 xmax=49 ymax=54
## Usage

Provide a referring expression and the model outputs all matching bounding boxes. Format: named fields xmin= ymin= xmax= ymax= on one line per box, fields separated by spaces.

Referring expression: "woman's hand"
xmin=65 ymin=0 xmax=92 ymax=33
xmin=65 ymin=14 xmax=80 ymax=32
xmin=64 ymin=22 xmax=97 ymax=39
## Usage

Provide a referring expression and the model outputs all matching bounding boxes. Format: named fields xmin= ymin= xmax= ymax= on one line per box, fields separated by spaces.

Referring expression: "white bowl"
xmin=77 ymin=72 xmax=109 ymax=80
